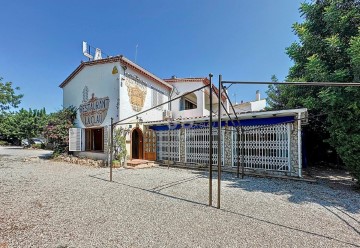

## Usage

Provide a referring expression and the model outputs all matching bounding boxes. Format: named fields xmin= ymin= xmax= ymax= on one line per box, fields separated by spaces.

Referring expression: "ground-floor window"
xmin=85 ymin=127 xmax=104 ymax=152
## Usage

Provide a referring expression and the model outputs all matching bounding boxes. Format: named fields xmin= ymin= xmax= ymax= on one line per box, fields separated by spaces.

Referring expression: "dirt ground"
xmin=305 ymin=165 xmax=359 ymax=191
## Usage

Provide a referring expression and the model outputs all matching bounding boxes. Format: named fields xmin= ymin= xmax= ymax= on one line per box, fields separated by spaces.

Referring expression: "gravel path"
xmin=1 ymin=146 xmax=360 ymax=247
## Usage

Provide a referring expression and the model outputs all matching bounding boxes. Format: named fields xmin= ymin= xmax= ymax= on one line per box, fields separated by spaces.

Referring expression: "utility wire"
xmin=222 ymin=81 xmax=360 ymax=86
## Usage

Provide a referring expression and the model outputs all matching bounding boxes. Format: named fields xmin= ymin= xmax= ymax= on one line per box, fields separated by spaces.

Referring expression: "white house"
xmin=60 ymin=55 xmax=173 ymax=160
xmin=60 ymin=56 xmax=224 ymax=161
xmin=60 ymin=55 xmax=308 ymax=177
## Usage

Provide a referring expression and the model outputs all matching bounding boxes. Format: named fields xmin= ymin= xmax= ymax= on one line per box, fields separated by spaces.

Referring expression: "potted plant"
xmin=112 ymin=159 xmax=121 ymax=168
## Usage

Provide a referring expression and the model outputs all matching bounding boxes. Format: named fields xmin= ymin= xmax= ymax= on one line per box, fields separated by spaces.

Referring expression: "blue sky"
xmin=0 ymin=0 xmax=303 ymax=113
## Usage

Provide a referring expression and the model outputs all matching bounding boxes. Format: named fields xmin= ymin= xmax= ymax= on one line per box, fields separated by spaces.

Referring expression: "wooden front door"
xmin=144 ymin=129 xmax=157 ymax=161
xmin=131 ymin=128 xmax=143 ymax=159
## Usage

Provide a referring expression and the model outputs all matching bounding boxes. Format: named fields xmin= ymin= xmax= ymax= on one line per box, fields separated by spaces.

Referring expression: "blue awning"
xmin=228 ymin=116 xmax=295 ymax=127
xmin=149 ymin=116 xmax=295 ymax=131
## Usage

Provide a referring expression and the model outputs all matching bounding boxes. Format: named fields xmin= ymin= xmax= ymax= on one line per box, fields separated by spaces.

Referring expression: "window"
xmin=85 ymin=127 xmax=104 ymax=152
xmin=185 ymin=99 xmax=197 ymax=110
xmin=180 ymin=92 xmax=197 ymax=110
xmin=152 ymin=89 xmax=164 ymax=109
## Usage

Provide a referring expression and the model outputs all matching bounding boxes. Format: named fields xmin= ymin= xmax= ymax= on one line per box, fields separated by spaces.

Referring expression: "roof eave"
xmin=59 ymin=55 xmax=173 ymax=90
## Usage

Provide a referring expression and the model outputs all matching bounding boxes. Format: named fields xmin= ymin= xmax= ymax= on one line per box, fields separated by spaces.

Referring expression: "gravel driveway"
xmin=1 ymin=146 xmax=360 ymax=247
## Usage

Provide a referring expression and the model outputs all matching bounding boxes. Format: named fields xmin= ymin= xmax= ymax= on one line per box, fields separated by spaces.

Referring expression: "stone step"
xmin=125 ymin=159 xmax=158 ymax=169
xmin=127 ymin=159 xmax=150 ymax=167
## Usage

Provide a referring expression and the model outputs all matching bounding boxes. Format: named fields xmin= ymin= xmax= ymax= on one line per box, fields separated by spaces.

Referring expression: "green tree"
xmin=0 ymin=108 xmax=48 ymax=143
xmin=0 ymin=77 xmax=23 ymax=112
xmin=44 ymin=106 xmax=77 ymax=155
xmin=267 ymin=0 xmax=360 ymax=185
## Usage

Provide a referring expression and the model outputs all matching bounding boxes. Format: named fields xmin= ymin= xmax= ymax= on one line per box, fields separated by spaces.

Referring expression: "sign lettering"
xmin=79 ymin=93 xmax=110 ymax=127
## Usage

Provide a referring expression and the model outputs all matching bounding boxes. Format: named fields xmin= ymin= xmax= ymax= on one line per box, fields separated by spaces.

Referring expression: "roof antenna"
xmin=135 ymin=44 xmax=139 ymax=63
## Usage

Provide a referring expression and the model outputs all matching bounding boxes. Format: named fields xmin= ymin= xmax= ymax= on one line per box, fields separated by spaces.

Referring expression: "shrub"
xmin=0 ymin=140 xmax=10 ymax=146
xmin=31 ymin=143 xmax=45 ymax=149
xmin=44 ymin=106 xmax=76 ymax=155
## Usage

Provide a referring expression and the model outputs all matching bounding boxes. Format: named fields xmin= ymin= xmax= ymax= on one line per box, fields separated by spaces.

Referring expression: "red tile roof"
xmin=59 ymin=55 xmax=172 ymax=89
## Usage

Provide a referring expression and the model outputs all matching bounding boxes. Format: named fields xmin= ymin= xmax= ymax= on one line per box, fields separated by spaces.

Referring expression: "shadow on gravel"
xmin=89 ymin=170 xmax=360 ymax=248
xmin=220 ymin=208 xmax=360 ymax=247
xmin=88 ymin=174 xmax=208 ymax=207
xmin=188 ymin=170 xmax=360 ymax=213
xmin=182 ymin=170 xmax=360 ymax=247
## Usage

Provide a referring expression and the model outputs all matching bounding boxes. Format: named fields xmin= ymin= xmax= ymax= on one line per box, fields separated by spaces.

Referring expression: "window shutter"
xmin=180 ymin=97 xmax=184 ymax=111
xmin=69 ymin=128 xmax=82 ymax=151
xmin=158 ymin=92 xmax=163 ymax=109
xmin=152 ymin=89 xmax=157 ymax=107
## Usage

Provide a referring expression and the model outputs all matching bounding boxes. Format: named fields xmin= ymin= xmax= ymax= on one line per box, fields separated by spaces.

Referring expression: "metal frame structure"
xmin=108 ymin=74 xmax=360 ymax=209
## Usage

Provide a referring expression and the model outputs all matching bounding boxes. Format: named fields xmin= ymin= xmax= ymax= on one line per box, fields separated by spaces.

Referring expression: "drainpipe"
xmin=298 ymin=112 xmax=302 ymax=177
xmin=169 ymin=88 xmax=174 ymax=112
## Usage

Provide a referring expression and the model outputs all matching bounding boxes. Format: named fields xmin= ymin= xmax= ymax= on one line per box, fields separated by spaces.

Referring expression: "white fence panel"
xmin=155 ymin=129 xmax=180 ymax=161
xmin=232 ymin=123 xmax=291 ymax=171
xmin=185 ymin=128 xmax=224 ymax=165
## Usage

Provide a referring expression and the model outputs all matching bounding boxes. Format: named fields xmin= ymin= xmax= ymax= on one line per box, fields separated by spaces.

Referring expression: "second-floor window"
xmin=152 ymin=89 xmax=164 ymax=109
xmin=180 ymin=92 xmax=197 ymax=110
xmin=184 ymin=99 xmax=197 ymax=110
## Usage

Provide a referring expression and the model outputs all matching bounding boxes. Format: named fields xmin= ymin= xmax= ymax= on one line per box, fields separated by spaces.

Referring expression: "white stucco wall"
xmin=118 ymin=67 xmax=171 ymax=123
xmin=230 ymin=99 xmax=266 ymax=113
xmin=170 ymin=82 xmax=207 ymax=119
xmin=63 ymin=61 xmax=172 ymax=127
xmin=250 ymin=99 xmax=266 ymax=111
xmin=62 ymin=62 xmax=120 ymax=128
xmin=230 ymin=102 xmax=251 ymax=113
xmin=62 ymin=60 xmax=173 ymax=161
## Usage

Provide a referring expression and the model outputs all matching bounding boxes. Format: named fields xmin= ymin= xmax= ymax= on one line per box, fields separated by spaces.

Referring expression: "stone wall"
xmin=290 ymin=121 xmax=300 ymax=177
xmin=224 ymin=126 xmax=233 ymax=167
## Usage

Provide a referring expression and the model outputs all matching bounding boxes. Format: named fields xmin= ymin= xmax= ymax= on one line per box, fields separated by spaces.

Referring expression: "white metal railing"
xmin=231 ymin=124 xmax=291 ymax=171
xmin=155 ymin=130 xmax=180 ymax=161
xmin=185 ymin=128 xmax=224 ymax=165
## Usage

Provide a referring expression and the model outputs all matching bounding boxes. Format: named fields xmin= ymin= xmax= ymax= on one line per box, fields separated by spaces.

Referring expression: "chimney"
xmin=256 ymin=90 xmax=260 ymax=101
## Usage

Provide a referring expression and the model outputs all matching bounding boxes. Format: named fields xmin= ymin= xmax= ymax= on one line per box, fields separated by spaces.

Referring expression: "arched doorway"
xmin=131 ymin=128 xmax=143 ymax=159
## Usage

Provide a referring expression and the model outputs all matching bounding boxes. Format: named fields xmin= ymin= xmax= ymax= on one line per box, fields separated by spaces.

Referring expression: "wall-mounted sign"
xmin=79 ymin=93 xmax=110 ymax=127
xmin=124 ymin=73 xmax=147 ymax=112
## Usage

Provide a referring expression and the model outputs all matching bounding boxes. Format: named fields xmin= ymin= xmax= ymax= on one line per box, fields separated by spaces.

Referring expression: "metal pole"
xmin=110 ymin=118 xmax=114 ymax=182
xmin=217 ymin=75 xmax=222 ymax=209
xmin=168 ymin=123 xmax=170 ymax=169
xmin=241 ymin=126 xmax=245 ymax=179
xmin=209 ymin=73 xmax=213 ymax=207
xmin=236 ymin=127 xmax=240 ymax=178
xmin=221 ymin=81 xmax=360 ymax=86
